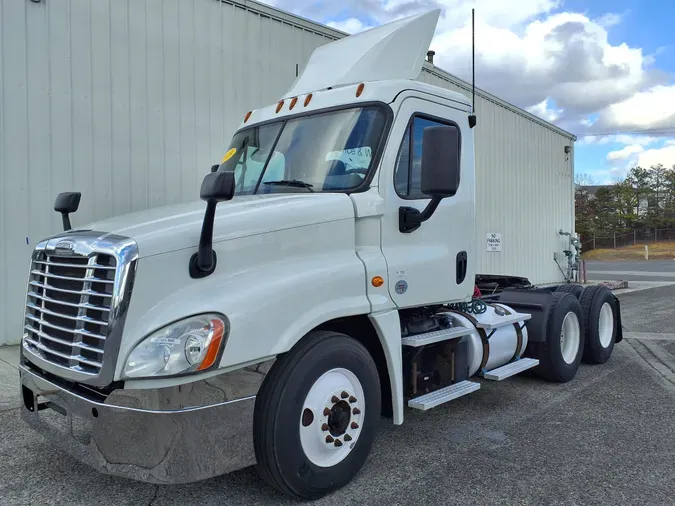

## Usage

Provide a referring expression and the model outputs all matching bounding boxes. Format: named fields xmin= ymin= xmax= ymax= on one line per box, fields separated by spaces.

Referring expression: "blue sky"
xmin=564 ymin=0 xmax=675 ymax=183
xmin=267 ymin=0 xmax=675 ymax=185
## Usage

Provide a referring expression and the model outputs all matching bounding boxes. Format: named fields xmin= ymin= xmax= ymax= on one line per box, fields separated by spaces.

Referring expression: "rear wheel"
xmin=534 ymin=292 xmax=585 ymax=382
xmin=253 ymin=330 xmax=380 ymax=500
xmin=555 ymin=283 xmax=584 ymax=298
xmin=580 ymin=286 xmax=617 ymax=364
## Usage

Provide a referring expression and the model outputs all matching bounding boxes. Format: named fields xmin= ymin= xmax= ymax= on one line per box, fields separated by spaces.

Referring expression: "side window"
xmin=394 ymin=116 xmax=459 ymax=198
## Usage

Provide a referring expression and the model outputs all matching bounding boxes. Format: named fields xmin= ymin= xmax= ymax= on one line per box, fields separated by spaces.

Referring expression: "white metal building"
xmin=0 ymin=0 xmax=575 ymax=346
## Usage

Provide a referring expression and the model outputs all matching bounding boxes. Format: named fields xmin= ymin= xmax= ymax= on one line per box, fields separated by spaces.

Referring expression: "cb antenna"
xmin=469 ymin=8 xmax=477 ymax=129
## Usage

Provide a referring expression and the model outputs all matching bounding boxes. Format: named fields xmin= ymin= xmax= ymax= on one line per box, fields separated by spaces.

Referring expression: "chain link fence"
xmin=581 ymin=227 xmax=675 ymax=251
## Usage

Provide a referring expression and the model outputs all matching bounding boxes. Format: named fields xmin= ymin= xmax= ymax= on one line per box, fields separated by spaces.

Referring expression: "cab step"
xmin=408 ymin=380 xmax=480 ymax=410
xmin=401 ymin=326 xmax=473 ymax=347
xmin=483 ymin=358 xmax=539 ymax=381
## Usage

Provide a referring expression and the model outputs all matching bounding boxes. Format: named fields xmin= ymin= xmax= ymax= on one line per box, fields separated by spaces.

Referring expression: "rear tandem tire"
xmin=580 ymin=285 xmax=617 ymax=364
xmin=555 ymin=283 xmax=584 ymax=299
xmin=253 ymin=330 xmax=381 ymax=500
xmin=534 ymin=292 xmax=585 ymax=383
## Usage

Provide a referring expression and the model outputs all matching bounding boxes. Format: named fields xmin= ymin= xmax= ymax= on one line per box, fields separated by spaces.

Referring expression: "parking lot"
xmin=1 ymin=285 xmax=674 ymax=506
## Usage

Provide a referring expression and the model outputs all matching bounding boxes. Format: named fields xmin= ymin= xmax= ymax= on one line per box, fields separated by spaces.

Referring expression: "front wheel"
xmin=253 ymin=330 xmax=381 ymax=500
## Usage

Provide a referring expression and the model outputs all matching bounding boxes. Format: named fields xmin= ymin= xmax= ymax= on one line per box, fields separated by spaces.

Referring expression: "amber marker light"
xmin=276 ymin=100 xmax=284 ymax=113
xmin=356 ymin=83 xmax=365 ymax=97
xmin=244 ymin=111 xmax=252 ymax=123
xmin=289 ymin=97 xmax=298 ymax=110
xmin=197 ymin=319 xmax=226 ymax=371
xmin=304 ymin=93 xmax=313 ymax=107
xmin=371 ymin=276 xmax=384 ymax=287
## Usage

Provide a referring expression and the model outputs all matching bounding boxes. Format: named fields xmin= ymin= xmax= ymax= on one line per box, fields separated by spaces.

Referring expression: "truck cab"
xmin=18 ymin=9 xmax=622 ymax=500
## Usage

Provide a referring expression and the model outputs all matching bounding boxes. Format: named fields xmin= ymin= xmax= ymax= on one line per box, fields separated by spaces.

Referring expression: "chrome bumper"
xmin=19 ymin=359 xmax=275 ymax=484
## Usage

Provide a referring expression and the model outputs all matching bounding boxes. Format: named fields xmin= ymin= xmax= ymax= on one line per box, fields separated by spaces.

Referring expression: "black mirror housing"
xmin=54 ymin=192 xmax=81 ymax=231
xmin=420 ymin=125 xmax=461 ymax=197
xmin=190 ymin=170 xmax=236 ymax=279
xmin=54 ymin=192 xmax=81 ymax=214
xmin=200 ymin=171 xmax=235 ymax=202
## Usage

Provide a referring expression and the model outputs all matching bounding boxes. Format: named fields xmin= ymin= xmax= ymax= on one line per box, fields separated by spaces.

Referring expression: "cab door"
xmin=379 ymin=96 xmax=475 ymax=308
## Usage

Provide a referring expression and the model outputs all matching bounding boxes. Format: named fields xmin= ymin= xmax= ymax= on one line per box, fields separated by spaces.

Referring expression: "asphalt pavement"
xmin=585 ymin=259 xmax=675 ymax=281
xmin=1 ymin=287 xmax=675 ymax=505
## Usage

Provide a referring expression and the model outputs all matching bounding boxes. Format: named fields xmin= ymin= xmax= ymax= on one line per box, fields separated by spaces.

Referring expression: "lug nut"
xmin=323 ymin=407 xmax=331 ymax=416
xmin=352 ymin=407 xmax=361 ymax=415
xmin=331 ymin=395 xmax=340 ymax=404
xmin=341 ymin=391 xmax=349 ymax=399
xmin=334 ymin=439 xmax=343 ymax=447
xmin=321 ymin=423 xmax=329 ymax=431
xmin=326 ymin=435 xmax=334 ymax=443
xmin=351 ymin=422 xmax=359 ymax=430
xmin=344 ymin=434 xmax=352 ymax=442
xmin=349 ymin=396 xmax=357 ymax=403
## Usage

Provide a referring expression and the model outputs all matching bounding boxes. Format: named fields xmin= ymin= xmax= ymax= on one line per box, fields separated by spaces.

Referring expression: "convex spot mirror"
xmin=420 ymin=125 xmax=461 ymax=197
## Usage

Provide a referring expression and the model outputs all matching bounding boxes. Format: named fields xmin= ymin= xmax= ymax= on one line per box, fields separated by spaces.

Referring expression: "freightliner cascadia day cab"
xmin=18 ymin=10 xmax=623 ymax=500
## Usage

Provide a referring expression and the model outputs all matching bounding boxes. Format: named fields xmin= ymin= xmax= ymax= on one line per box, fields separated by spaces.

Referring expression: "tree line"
xmin=575 ymin=164 xmax=675 ymax=238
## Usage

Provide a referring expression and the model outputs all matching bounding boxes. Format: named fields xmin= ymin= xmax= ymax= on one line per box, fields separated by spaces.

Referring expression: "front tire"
xmin=253 ymin=330 xmax=381 ymax=500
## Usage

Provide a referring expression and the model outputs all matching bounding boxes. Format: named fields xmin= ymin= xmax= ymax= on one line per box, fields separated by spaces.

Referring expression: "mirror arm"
xmin=61 ymin=213 xmax=73 ymax=232
xmin=399 ymin=195 xmax=443 ymax=233
xmin=189 ymin=200 xmax=218 ymax=278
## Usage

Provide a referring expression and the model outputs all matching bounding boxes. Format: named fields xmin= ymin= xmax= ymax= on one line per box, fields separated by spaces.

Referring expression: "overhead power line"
xmin=576 ymin=127 xmax=675 ymax=138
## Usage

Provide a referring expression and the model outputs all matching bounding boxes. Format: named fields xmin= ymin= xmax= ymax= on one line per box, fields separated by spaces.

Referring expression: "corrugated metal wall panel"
xmin=418 ymin=68 xmax=575 ymax=285
xmin=0 ymin=0 xmax=338 ymax=345
xmin=0 ymin=0 xmax=573 ymax=345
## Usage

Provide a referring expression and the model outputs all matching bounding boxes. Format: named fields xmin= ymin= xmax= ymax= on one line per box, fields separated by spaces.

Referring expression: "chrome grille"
xmin=23 ymin=251 xmax=117 ymax=376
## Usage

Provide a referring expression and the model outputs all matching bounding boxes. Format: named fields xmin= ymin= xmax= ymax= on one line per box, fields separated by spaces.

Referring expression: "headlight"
xmin=123 ymin=314 xmax=229 ymax=379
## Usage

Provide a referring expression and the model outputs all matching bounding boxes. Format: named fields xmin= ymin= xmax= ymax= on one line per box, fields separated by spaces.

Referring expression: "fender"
xmin=115 ymin=217 xmax=371 ymax=381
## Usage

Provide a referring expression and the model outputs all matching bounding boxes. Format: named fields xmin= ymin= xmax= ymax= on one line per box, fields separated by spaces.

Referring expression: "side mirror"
xmin=190 ymin=171 xmax=236 ymax=278
xmin=54 ymin=192 xmax=81 ymax=231
xmin=200 ymin=170 xmax=235 ymax=202
xmin=421 ymin=125 xmax=461 ymax=197
xmin=399 ymin=125 xmax=461 ymax=233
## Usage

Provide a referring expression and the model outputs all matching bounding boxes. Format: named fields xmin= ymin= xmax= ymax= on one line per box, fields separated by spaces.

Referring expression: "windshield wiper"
xmin=263 ymin=179 xmax=314 ymax=192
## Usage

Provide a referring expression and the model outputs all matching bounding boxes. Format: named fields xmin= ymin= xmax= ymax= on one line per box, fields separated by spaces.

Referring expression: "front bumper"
xmin=19 ymin=359 xmax=275 ymax=484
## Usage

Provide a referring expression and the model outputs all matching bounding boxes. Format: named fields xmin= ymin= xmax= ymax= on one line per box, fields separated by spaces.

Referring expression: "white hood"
xmin=77 ymin=193 xmax=356 ymax=258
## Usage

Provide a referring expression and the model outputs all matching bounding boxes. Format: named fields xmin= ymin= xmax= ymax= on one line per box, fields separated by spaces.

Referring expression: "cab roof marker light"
xmin=276 ymin=100 xmax=284 ymax=113
xmin=289 ymin=97 xmax=298 ymax=110
xmin=356 ymin=83 xmax=365 ymax=97
xmin=304 ymin=94 xmax=313 ymax=107
xmin=244 ymin=111 xmax=252 ymax=123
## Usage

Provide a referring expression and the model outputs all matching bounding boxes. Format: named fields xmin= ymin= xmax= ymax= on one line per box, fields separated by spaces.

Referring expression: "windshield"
xmin=218 ymin=106 xmax=389 ymax=194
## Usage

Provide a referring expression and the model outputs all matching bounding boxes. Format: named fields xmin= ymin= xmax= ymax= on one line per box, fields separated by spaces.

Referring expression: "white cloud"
xmin=596 ymin=12 xmax=623 ymax=28
xmin=603 ymin=141 xmax=675 ymax=182
xmin=527 ymin=99 xmax=562 ymax=122
xmin=265 ymin=0 xmax=674 ymax=139
xmin=594 ymin=85 xmax=675 ymax=132
xmin=579 ymin=134 xmax=660 ymax=146
xmin=326 ymin=18 xmax=373 ymax=33
xmin=636 ymin=144 xmax=675 ymax=169
xmin=606 ymin=144 xmax=644 ymax=161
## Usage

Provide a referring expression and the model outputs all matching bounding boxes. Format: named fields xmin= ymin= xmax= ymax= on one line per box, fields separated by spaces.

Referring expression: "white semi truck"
xmin=18 ymin=10 xmax=622 ymax=500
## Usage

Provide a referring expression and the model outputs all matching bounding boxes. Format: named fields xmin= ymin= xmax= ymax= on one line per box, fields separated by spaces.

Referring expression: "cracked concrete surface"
xmin=1 ymin=288 xmax=675 ymax=505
